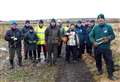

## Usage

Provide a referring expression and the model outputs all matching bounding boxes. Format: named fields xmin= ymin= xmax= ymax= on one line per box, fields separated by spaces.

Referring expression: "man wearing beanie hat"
xmin=35 ymin=20 xmax=47 ymax=62
xmin=22 ymin=20 xmax=33 ymax=60
xmin=45 ymin=19 xmax=60 ymax=65
xmin=5 ymin=22 xmax=22 ymax=69
xmin=89 ymin=14 xmax=118 ymax=80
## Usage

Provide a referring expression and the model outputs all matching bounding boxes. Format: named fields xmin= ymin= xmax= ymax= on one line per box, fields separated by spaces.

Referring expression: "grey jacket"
xmin=45 ymin=26 xmax=60 ymax=44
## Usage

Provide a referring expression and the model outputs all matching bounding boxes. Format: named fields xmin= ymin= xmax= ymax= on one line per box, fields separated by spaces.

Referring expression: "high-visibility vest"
xmin=35 ymin=25 xmax=46 ymax=45
xmin=64 ymin=26 xmax=69 ymax=32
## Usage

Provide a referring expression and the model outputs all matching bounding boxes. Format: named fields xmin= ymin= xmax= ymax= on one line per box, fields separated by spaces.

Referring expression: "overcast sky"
xmin=0 ymin=0 xmax=119 ymax=20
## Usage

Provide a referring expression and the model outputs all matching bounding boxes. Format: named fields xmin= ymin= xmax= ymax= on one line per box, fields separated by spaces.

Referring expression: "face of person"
xmin=25 ymin=23 xmax=30 ymax=27
xmin=81 ymin=21 xmax=85 ymax=27
xmin=29 ymin=29 xmax=33 ymax=32
xmin=57 ymin=22 xmax=62 ymax=27
xmin=39 ymin=23 xmax=44 ymax=27
xmin=11 ymin=24 xmax=17 ymax=30
xmin=77 ymin=23 xmax=81 ymax=27
xmin=70 ymin=24 xmax=75 ymax=29
xmin=97 ymin=18 xmax=105 ymax=25
xmin=90 ymin=22 xmax=95 ymax=27
xmin=85 ymin=20 xmax=90 ymax=27
xmin=51 ymin=22 xmax=56 ymax=26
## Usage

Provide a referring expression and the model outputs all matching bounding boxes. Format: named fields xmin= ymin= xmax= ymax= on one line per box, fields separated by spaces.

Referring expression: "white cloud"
xmin=0 ymin=0 xmax=119 ymax=20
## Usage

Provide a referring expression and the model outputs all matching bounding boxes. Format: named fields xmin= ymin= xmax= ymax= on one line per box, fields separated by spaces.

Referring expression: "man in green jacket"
xmin=89 ymin=14 xmax=117 ymax=81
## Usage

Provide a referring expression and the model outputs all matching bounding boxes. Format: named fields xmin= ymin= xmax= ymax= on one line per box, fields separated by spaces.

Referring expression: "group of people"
xmin=5 ymin=14 xmax=118 ymax=81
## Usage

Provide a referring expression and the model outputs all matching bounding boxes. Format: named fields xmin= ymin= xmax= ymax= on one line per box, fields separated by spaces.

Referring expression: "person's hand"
xmin=33 ymin=41 xmax=36 ymax=43
xmin=102 ymin=37 xmax=109 ymax=43
xmin=11 ymin=36 xmax=15 ymax=39
xmin=29 ymin=41 xmax=32 ymax=43
xmin=13 ymin=37 xmax=17 ymax=41
xmin=93 ymin=42 xmax=98 ymax=48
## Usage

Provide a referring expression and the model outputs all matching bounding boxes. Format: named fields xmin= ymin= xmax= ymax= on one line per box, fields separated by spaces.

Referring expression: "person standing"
xmin=24 ymin=27 xmax=38 ymax=63
xmin=57 ymin=20 xmax=63 ymax=58
xmin=45 ymin=19 xmax=60 ymax=65
xmin=84 ymin=19 xmax=93 ymax=56
xmin=89 ymin=14 xmax=118 ymax=80
xmin=35 ymin=20 xmax=47 ymax=62
xmin=65 ymin=23 xmax=79 ymax=63
xmin=21 ymin=20 xmax=32 ymax=60
xmin=75 ymin=20 xmax=86 ymax=60
xmin=5 ymin=21 xmax=22 ymax=69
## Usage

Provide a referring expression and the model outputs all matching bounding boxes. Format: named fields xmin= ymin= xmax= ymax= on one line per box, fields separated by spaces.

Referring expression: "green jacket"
xmin=89 ymin=24 xmax=115 ymax=49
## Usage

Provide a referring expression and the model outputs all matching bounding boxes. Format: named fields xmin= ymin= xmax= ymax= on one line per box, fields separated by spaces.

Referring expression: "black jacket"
xmin=5 ymin=28 xmax=22 ymax=48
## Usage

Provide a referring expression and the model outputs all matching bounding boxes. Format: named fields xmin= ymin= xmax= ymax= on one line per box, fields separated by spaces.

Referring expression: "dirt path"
xmin=55 ymin=58 xmax=95 ymax=82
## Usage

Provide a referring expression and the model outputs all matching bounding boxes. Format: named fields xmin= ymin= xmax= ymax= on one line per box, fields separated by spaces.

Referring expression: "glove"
xmin=13 ymin=37 xmax=17 ymax=41
xmin=11 ymin=36 xmax=17 ymax=41
xmin=11 ymin=36 xmax=15 ymax=39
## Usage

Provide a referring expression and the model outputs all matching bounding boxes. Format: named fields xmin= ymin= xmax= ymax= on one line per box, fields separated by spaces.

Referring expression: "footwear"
xmin=9 ymin=66 xmax=14 ymax=69
xmin=38 ymin=58 xmax=41 ymax=62
xmin=96 ymin=70 xmax=103 ymax=75
xmin=108 ymin=76 xmax=118 ymax=81
xmin=24 ymin=57 xmax=28 ymax=60
xmin=9 ymin=60 xmax=14 ymax=69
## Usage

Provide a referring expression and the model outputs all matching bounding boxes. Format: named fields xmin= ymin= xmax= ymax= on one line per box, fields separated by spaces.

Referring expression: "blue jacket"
xmin=25 ymin=31 xmax=38 ymax=50
xmin=84 ymin=26 xmax=92 ymax=43
xmin=5 ymin=28 xmax=22 ymax=48
xmin=75 ymin=26 xmax=86 ymax=43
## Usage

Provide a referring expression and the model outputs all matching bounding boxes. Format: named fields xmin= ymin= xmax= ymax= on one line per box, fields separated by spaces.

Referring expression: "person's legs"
xmin=48 ymin=44 xmax=53 ymax=65
xmin=102 ymin=48 xmax=114 ymax=77
xmin=16 ymin=47 xmax=22 ymax=66
xmin=86 ymin=42 xmax=92 ymax=55
xmin=37 ymin=45 xmax=41 ymax=62
xmin=65 ymin=45 xmax=71 ymax=63
xmin=71 ymin=46 xmax=77 ymax=61
xmin=79 ymin=43 xmax=85 ymax=59
xmin=32 ymin=50 xmax=37 ymax=63
xmin=33 ymin=50 xmax=36 ymax=60
xmin=24 ymin=42 xmax=28 ymax=60
xmin=9 ymin=47 xmax=15 ymax=69
xmin=58 ymin=41 xmax=62 ymax=58
xmin=53 ymin=44 xmax=58 ymax=64
xmin=29 ymin=50 xmax=33 ymax=60
xmin=94 ymin=47 xmax=103 ymax=73
xmin=42 ymin=45 xmax=47 ymax=61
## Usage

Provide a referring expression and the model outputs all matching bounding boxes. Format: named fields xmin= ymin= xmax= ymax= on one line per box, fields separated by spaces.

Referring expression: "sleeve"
xmin=45 ymin=27 xmax=49 ymax=42
xmin=58 ymin=28 xmax=61 ymax=40
xmin=21 ymin=27 xmax=25 ymax=40
xmin=17 ymin=30 xmax=22 ymax=41
xmin=35 ymin=32 xmax=39 ymax=42
xmin=108 ymin=25 xmax=115 ymax=41
xmin=89 ymin=27 xmax=95 ymax=43
xmin=4 ymin=30 xmax=12 ymax=41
